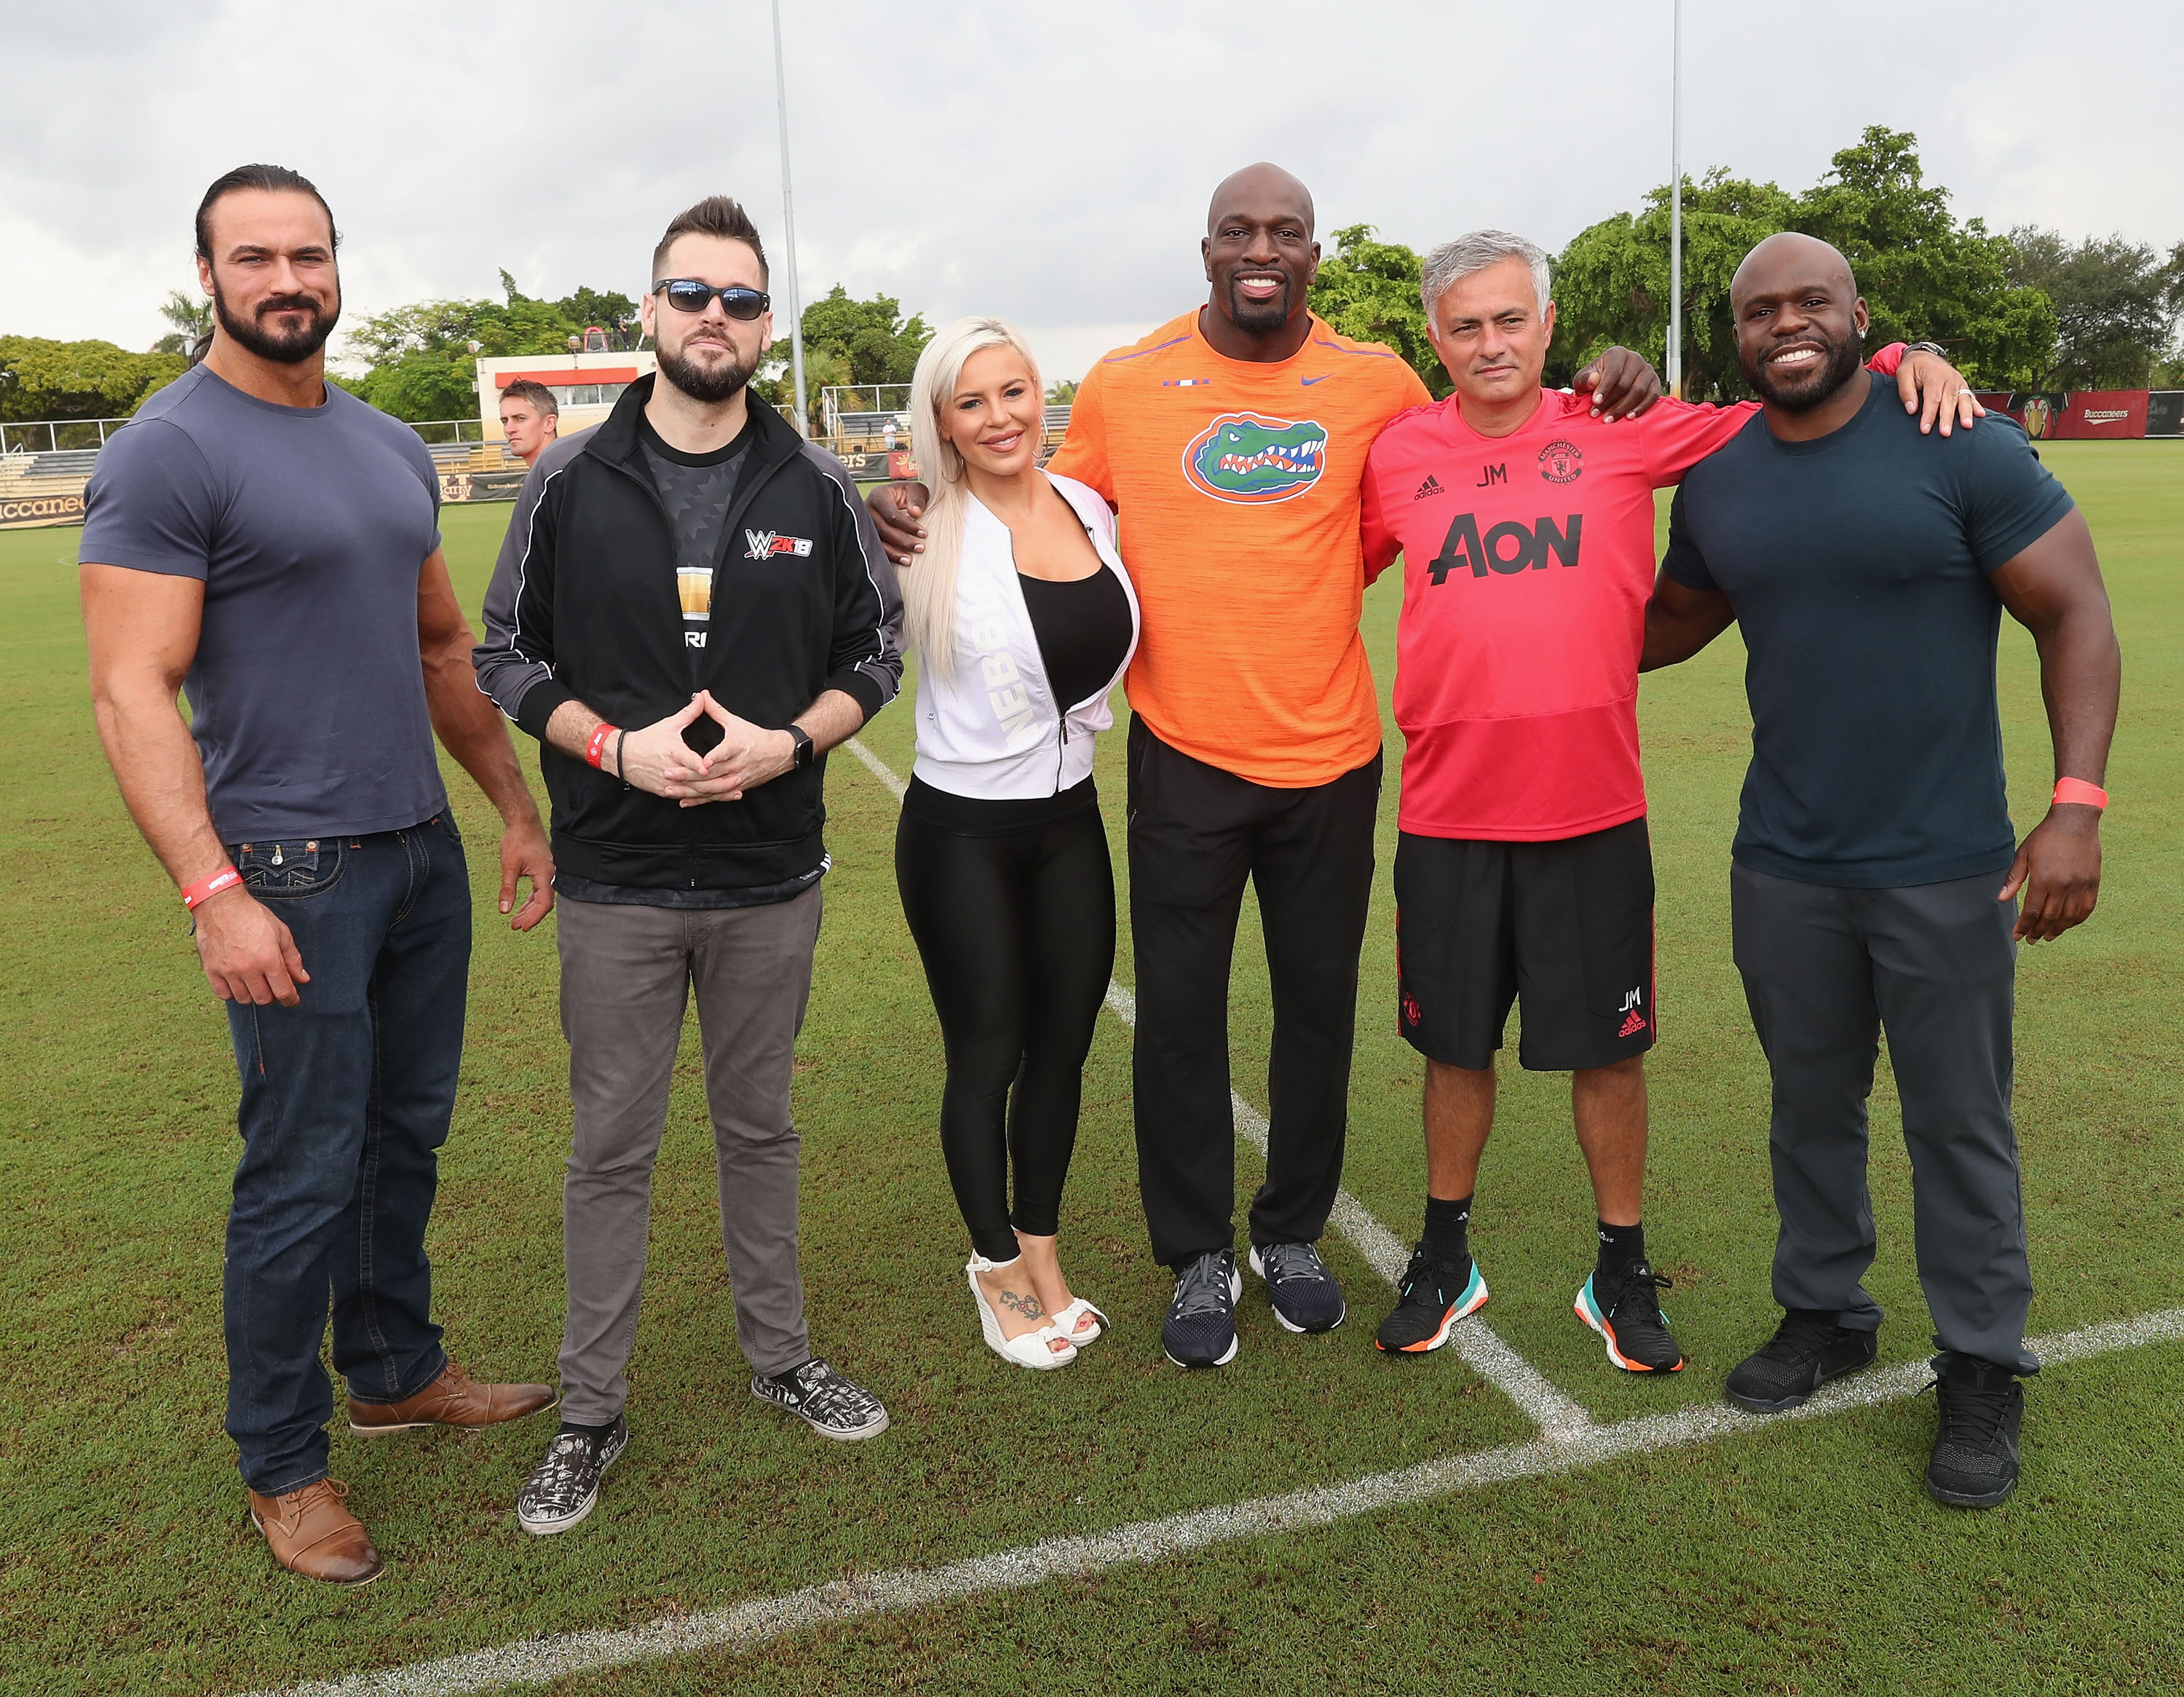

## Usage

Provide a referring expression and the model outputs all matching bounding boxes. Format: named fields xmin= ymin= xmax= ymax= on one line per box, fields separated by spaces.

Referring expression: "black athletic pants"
xmin=895 ymin=802 xmax=1116 ymax=1263
xmin=1125 ymin=716 xmax=1381 ymax=1270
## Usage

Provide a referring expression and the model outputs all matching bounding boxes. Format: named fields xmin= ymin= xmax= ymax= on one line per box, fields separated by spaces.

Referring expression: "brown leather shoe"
xmin=248 ymin=1478 xmax=384 ymax=1585
xmin=347 ymin=1358 xmax=556 ymax=1436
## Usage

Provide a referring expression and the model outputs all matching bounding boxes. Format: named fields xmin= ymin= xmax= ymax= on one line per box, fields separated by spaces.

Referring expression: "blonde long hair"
xmin=903 ymin=315 xmax=1042 ymax=675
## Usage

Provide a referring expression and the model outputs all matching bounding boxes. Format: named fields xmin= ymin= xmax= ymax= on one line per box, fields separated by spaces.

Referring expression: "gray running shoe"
xmin=516 ymin=1415 xmax=628 ymax=1536
xmin=1250 ymin=1241 xmax=1347 ymax=1334
xmin=1163 ymin=1249 xmax=1243 ymax=1368
xmin=751 ymin=1358 xmax=891 ymax=1441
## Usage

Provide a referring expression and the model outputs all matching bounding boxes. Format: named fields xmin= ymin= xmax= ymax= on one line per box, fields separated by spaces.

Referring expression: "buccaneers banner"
xmin=0 ymin=478 xmax=88 ymax=530
xmin=1974 ymin=391 xmax=2156 ymax=440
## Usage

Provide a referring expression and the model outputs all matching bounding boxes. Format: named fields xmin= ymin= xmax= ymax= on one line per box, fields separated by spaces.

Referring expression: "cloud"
xmin=4 ymin=0 xmax=2177 ymax=379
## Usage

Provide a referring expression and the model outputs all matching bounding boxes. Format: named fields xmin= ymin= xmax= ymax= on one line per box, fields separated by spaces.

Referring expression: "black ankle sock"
xmin=1596 ymin=1219 xmax=1646 ymax=1276
xmin=1423 ymin=1194 xmax=1473 ymax=1266
xmin=559 ymin=1417 xmax=617 ymax=1441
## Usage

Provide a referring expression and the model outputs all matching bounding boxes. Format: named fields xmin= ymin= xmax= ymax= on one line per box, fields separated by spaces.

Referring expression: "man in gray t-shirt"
xmin=79 ymin=164 xmax=558 ymax=1586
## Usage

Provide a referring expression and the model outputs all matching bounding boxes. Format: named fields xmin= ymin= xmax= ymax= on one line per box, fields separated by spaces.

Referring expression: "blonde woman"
xmin=894 ymin=318 xmax=1139 ymax=1369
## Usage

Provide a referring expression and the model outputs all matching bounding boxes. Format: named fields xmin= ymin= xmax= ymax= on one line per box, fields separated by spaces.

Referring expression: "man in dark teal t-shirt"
xmin=1643 ymin=233 xmax=2119 ymax=1511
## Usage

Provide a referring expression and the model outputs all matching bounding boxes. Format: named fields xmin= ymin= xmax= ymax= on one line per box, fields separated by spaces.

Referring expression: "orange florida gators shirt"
xmin=1047 ymin=309 xmax=1431 ymax=788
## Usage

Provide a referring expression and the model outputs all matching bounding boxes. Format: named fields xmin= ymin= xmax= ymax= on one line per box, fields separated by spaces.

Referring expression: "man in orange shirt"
xmin=871 ymin=165 xmax=1658 ymax=1368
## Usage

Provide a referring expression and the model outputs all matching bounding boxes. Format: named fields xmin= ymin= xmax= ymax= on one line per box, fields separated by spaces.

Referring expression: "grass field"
xmin=3 ymin=440 xmax=2181 ymax=1696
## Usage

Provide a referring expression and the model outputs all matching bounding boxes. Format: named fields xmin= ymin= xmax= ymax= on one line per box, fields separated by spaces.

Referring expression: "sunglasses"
xmin=653 ymin=280 xmax=771 ymax=320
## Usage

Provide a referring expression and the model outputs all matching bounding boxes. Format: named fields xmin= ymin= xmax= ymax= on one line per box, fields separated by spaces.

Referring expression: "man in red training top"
xmin=1358 ymin=229 xmax=1977 ymax=1373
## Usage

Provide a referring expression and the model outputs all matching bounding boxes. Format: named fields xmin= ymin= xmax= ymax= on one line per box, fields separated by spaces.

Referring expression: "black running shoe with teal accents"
xmin=1574 ymin=1263 xmax=1685 ymax=1373
xmin=1374 ymin=1248 xmax=1487 ymax=1355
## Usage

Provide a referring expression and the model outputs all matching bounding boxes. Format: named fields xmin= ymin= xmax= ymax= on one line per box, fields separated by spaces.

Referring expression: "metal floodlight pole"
xmin=772 ymin=0 xmax=810 ymax=437
xmin=1668 ymin=0 xmax=1685 ymax=400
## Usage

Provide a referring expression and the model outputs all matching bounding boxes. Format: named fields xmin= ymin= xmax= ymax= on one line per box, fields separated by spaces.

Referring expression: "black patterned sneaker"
xmin=1163 ymin=1248 xmax=1242 ymax=1368
xmin=1573 ymin=1263 xmax=1685 ymax=1373
xmin=751 ymin=1358 xmax=890 ymax=1441
xmin=1725 ymin=1309 xmax=1879 ymax=1414
xmin=1374 ymin=1247 xmax=1488 ymax=1354
xmin=1924 ymin=1353 xmax=2025 ymax=1508
xmin=516 ymin=1415 xmax=628 ymax=1536
xmin=1249 ymin=1241 xmax=1347 ymax=1334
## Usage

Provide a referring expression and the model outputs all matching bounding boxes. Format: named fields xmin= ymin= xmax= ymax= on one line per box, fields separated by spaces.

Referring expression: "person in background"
xmin=1643 ymin=232 xmax=2118 ymax=1508
xmin=499 ymin=379 xmax=560 ymax=468
xmin=893 ymin=317 xmax=1139 ymax=1369
xmin=79 ymin=163 xmax=557 ymax=1587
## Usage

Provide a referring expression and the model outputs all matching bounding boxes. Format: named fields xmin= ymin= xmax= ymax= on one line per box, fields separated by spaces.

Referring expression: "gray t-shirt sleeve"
xmin=1961 ymin=421 xmax=2076 ymax=571
xmin=77 ymin=419 xmax=220 ymax=577
xmin=474 ymin=430 xmax=588 ymax=723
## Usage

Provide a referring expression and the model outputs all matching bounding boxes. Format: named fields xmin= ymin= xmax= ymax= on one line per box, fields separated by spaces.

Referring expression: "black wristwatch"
xmin=786 ymin=724 xmax=815 ymax=771
xmin=1906 ymin=341 xmax=1949 ymax=360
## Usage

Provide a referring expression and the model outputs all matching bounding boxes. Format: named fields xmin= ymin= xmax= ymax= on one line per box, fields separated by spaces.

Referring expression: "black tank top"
xmin=1017 ymin=562 xmax=1132 ymax=711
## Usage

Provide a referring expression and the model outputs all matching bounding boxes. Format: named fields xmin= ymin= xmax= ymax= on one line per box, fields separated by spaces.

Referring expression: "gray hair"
xmin=1420 ymin=230 xmax=1553 ymax=317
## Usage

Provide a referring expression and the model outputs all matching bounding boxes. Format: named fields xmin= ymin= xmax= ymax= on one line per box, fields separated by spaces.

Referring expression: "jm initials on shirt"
xmin=1425 ymin=513 xmax=1583 ymax=585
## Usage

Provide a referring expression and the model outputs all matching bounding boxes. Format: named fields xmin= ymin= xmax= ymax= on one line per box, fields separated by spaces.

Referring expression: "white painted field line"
xmin=245 ymin=1305 xmax=2184 ymax=1697
xmin=848 ymin=737 xmax=1588 ymax=1439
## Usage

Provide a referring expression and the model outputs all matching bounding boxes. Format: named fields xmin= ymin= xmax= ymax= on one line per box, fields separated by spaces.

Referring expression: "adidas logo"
xmin=1412 ymin=474 xmax=1444 ymax=501
xmin=1618 ymin=1009 xmax=1648 ymax=1038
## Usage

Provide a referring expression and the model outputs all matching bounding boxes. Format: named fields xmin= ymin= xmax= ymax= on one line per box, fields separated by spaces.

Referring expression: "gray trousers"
xmin=555 ymin=886 xmax=821 ymax=1423
xmin=1730 ymin=864 xmax=2036 ymax=1374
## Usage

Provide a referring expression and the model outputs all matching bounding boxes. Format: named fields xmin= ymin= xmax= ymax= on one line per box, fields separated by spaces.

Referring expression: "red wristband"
xmin=584 ymin=724 xmax=618 ymax=770
xmin=182 ymin=865 xmax=242 ymax=909
xmin=2053 ymin=778 xmax=2108 ymax=810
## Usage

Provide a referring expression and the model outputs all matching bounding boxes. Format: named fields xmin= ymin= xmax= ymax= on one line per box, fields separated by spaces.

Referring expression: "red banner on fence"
xmin=1971 ymin=391 xmax=2153 ymax=440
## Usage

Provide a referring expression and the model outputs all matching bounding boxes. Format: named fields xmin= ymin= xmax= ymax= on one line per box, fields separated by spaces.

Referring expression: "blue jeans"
xmin=221 ymin=815 xmax=470 ymax=1493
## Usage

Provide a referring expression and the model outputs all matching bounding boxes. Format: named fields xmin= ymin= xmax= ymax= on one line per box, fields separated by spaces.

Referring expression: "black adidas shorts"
xmin=1394 ymin=817 xmax=1657 ymax=1072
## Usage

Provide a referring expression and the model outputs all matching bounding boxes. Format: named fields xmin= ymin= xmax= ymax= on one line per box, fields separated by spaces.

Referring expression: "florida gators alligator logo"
xmin=1180 ymin=412 xmax=1328 ymax=505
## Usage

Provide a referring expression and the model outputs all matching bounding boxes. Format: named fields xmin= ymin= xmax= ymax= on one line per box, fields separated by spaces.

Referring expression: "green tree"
xmin=151 ymin=288 xmax=212 ymax=356
xmin=1552 ymin=127 xmax=2057 ymax=400
xmin=1307 ymin=224 xmax=1444 ymax=396
xmin=1046 ymin=378 xmax=1079 ymax=405
xmin=553 ymin=284 xmax=641 ymax=350
xmin=0 ymin=336 xmax=184 ymax=422
xmin=1795 ymin=128 xmax=2053 ymax=386
xmin=344 ymin=288 xmax=579 ymax=422
xmin=2005 ymin=226 xmax=2180 ymax=389
xmin=1554 ymin=170 xmax=1798 ymax=400
xmin=802 ymin=286 xmax=931 ymax=388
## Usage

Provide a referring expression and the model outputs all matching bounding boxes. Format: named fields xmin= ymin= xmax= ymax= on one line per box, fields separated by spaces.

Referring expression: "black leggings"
xmin=895 ymin=802 xmax=1116 ymax=1262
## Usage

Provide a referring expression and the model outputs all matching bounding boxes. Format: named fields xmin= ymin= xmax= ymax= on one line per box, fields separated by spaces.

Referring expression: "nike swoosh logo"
xmin=1300 ymin=375 xmax=1329 ymax=386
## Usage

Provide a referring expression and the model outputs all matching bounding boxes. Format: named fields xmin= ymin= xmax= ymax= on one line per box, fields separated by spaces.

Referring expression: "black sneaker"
xmin=1724 ymin=1309 xmax=1880 ymax=1413
xmin=1573 ymin=1262 xmax=1685 ymax=1373
xmin=515 ymin=1415 xmax=628 ymax=1536
xmin=1249 ymin=1241 xmax=1347 ymax=1334
xmin=1924 ymin=1353 xmax=2025 ymax=1508
xmin=751 ymin=1358 xmax=890 ymax=1441
xmin=1374 ymin=1247 xmax=1489 ymax=1354
xmin=1163 ymin=1249 xmax=1242 ymax=1368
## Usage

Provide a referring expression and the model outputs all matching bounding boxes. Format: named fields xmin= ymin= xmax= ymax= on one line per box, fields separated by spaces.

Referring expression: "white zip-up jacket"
xmin=911 ymin=473 xmax=1140 ymax=800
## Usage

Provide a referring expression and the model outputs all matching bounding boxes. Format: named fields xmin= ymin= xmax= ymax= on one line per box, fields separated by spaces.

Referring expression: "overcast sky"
xmin=5 ymin=0 xmax=2179 ymax=384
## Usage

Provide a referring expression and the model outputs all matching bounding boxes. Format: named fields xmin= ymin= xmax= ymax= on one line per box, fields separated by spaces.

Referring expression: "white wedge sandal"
xmin=1049 ymin=1298 xmax=1109 ymax=1346
xmin=968 ymin=1254 xmax=1077 ymax=1369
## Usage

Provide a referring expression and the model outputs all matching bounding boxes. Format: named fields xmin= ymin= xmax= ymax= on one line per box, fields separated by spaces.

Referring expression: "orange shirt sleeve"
xmin=1045 ymin=363 xmax=1115 ymax=507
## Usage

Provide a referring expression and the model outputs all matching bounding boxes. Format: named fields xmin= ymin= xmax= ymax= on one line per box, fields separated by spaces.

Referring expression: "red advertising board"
xmin=2049 ymin=391 xmax=2149 ymax=439
xmin=1971 ymin=391 xmax=2151 ymax=440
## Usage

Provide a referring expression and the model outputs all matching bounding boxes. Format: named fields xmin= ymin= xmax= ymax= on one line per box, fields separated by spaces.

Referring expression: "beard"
xmin=1744 ymin=328 xmax=1864 ymax=411
xmin=212 ymin=277 xmax=339 ymax=364
xmin=657 ymin=335 xmax=760 ymax=404
xmin=1224 ymin=273 xmax=1292 ymax=335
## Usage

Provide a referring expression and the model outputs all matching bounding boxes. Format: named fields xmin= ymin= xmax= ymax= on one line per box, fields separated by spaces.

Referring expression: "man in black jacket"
xmin=472 ymin=196 xmax=903 ymax=1536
